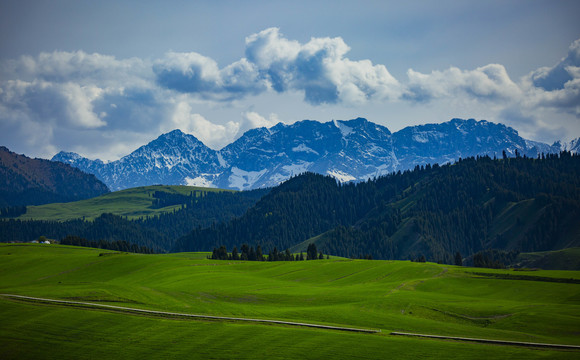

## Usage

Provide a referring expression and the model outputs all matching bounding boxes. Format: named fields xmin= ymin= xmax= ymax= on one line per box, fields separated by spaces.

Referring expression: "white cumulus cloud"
xmin=0 ymin=79 xmax=106 ymax=129
xmin=405 ymin=64 xmax=521 ymax=102
xmin=0 ymin=51 xmax=165 ymax=159
xmin=154 ymin=27 xmax=402 ymax=105
xmin=521 ymin=39 xmax=580 ymax=117
xmin=168 ymin=101 xmax=240 ymax=149
xmin=239 ymin=111 xmax=280 ymax=133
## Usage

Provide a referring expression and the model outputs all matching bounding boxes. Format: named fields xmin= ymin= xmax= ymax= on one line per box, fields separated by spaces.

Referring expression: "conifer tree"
xmin=307 ymin=243 xmax=318 ymax=260
xmin=455 ymin=251 xmax=463 ymax=266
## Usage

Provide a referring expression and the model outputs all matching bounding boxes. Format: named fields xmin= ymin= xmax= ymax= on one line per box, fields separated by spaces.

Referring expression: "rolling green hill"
xmin=0 ymin=244 xmax=578 ymax=359
xmin=17 ymin=185 xmax=232 ymax=221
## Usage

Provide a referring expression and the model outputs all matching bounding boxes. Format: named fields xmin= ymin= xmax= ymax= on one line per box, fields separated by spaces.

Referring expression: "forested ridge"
xmin=174 ymin=152 xmax=580 ymax=265
xmin=0 ymin=146 xmax=109 ymax=207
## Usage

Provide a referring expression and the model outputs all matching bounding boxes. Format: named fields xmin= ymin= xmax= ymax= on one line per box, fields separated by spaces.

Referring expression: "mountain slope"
xmin=0 ymin=146 xmax=109 ymax=207
xmin=215 ymin=118 xmax=397 ymax=189
xmin=53 ymin=130 xmax=223 ymax=191
xmin=174 ymin=153 xmax=580 ymax=265
xmin=52 ymin=118 xmax=568 ymax=191
xmin=392 ymin=118 xmax=547 ymax=169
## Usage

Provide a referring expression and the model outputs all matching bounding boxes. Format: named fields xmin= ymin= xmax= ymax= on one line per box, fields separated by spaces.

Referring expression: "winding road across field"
xmin=0 ymin=293 xmax=379 ymax=333
xmin=2 ymin=293 xmax=580 ymax=350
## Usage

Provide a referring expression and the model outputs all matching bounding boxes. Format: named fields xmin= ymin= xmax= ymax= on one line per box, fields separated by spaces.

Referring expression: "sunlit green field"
xmin=1 ymin=244 xmax=579 ymax=359
xmin=17 ymin=185 xmax=230 ymax=221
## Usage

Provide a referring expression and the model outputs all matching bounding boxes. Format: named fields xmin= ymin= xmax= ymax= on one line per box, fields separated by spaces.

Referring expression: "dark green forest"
xmin=174 ymin=152 xmax=580 ymax=265
xmin=60 ymin=235 xmax=155 ymax=254
xmin=0 ymin=146 xmax=109 ymax=207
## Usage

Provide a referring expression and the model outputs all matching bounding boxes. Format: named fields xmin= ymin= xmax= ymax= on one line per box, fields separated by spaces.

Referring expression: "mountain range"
xmin=52 ymin=118 xmax=579 ymax=191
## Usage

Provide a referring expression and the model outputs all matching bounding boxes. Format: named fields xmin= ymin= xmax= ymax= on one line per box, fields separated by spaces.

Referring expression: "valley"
xmin=2 ymin=5 xmax=580 ymax=358
xmin=3 ymin=152 xmax=580 ymax=268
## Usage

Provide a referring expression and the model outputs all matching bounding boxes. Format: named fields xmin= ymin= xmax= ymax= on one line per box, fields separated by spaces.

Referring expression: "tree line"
xmin=210 ymin=243 xmax=325 ymax=261
xmin=60 ymin=235 xmax=155 ymax=254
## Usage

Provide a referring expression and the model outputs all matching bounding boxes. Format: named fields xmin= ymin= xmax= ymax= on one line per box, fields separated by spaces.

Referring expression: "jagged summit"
xmin=52 ymin=118 xmax=569 ymax=191
xmin=54 ymin=128 xmax=220 ymax=191
xmin=52 ymin=150 xmax=84 ymax=162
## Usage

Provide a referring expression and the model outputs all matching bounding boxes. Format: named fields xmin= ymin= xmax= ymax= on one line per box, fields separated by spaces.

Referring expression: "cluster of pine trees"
xmin=210 ymin=243 xmax=324 ymax=261
xmin=173 ymin=173 xmax=382 ymax=253
xmin=0 ymin=206 xmax=26 ymax=218
xmin=134 ymin=189 xmax=267 ymax=241
xmin=469 ymin=249 xmax=520 ymax=269
xmin=1 ymin=213 xmax=167 ymax=251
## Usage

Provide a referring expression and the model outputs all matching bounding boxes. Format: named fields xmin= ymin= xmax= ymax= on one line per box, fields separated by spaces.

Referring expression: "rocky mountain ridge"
xmin=52 ymin=118 xmax=577 ymax=191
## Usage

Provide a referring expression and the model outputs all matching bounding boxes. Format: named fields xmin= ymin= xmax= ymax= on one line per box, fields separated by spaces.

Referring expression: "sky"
xmin=1 ymin=0 xmax=579 ymax=161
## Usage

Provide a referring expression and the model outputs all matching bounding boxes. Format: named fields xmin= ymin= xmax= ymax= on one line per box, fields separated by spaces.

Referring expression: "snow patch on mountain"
xmin=334 ymin=120 xmax=353 ymax=137
xmin=327 ymin=169 xmax=356 ymax=183
xmin=454 ymin=121 xmax=468 ymax=135
xmin=292 ymin=144 xmax=319 ymax=155
xmin=525 ymin=140 xmax=558 ymax=155
xmin=412 ymin=134 xmax=429 ymax=143
xmin=185 ymin=176 xmax=215 ymax=188
xmin=267 ymin=161 xmax=314 ymax=186
xmin=364 ymin=143 xmax=384 ymax=156
xmin=570 ymin=138 xmax=580 ymax=153
xmin=217 ymin=153 xmax=227 ymax=167
xmin=362 ymin=163 xmax=395 ymax=179
xmin=228 ymin=167 xmax=268 ymax=191
xmin=554 ymin=138 xmax=580 ymax=154
xmin=282 ymin=161 xmax=312 ymax=175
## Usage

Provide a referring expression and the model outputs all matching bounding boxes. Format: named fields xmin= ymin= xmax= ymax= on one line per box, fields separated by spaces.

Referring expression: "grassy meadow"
xmin=1 ymin=243 xmax=579 ymax=359
xmin=17 ymin=185 xmax=231 ymax=221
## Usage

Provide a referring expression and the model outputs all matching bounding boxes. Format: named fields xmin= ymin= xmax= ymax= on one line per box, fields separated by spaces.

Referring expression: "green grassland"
xmin=17 ymin=185 xmax=231 ymax=221
xmin=1 ymin=244 xmax=579 ymax=359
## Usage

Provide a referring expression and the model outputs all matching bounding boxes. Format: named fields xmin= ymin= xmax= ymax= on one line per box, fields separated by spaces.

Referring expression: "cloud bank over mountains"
xmin=153 ymin=28 xmax=402 ymax=105
xmin=1 ymin=28 xmax=579 ymax=160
